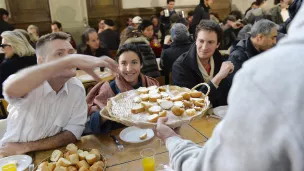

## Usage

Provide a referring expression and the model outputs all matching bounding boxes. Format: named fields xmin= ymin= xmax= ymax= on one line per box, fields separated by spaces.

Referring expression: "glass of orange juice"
xmin=140 ymin=148 xmax=156 ymax=171
xmin=1 ymin=163 xmax=17 ymax=171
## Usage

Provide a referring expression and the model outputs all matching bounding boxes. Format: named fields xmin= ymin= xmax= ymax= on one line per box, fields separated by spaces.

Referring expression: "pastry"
xmin=158 ymin=87 xmax=166 ymax=92
xmin=67 ymin=166 xmax=77 ymax=171
xmin=149 ymin=94 xmax=162 ymax=102
xmin=171 ymin=106 xmax=185 ymax=116
xmin=190 ymin=98 xmax=204 ymax=103
xmin=148 ymin=85 xmax=158 ymax=91
xmin=190 ymin=91 xmax=203 ymax=98
xmin=194 ymin=107 xmax=202 ymax=111
xmin=56 ymin=158 xmax=71 ymax=167
xmin=174 ymin=101 xmax=184 ymax=108
xmin=193 ymin=101 xmax=205 ymax=107
xmin=183 ymin=100 xmax=193 ymax=108
xmin=79 ymin=151 xmax=89 ymax=161
xmin=160 ymin=92 xmax=169 ymax=98
xmin=149 ymin=89 xmax=159 ymax=95
xmin=54 ymin=166 xmax=68 ymax=171
xmin=181 ymin=92 xmax=190 ymax=100
xmin=158 ymin=110 xmax=167 ymax=117
xmin=148 ymin=114 xmax=159 ymax=122
xmin=48 ymin=163 xmax=56 ymax=171
xmin=133 ymin=96 xmax=141 ymax=103
xmin=89 ymin=149 xmax=100 ymax=162
xmin=131 ymin=104 xmax=145 ymax=114
xmin=171 ymin=95 xmax=183 ymax=102
xmin=76 ymin=160 xmax=90 ymax=169
xmin=66 ymin=144 xmax=78 ymax=154
xmin=185 ymin=109 xmax=196 ymax=116
xmin=51 ymin=150 xmax=63 ymax=162
xmin=78 ymin=166 xmax=89 ymax=171
xmin=141 ymin=102 xmax=153 ymax=110
xmin=139 ymin=133 xmax=147 ymax=140
xmin=159 ymin=100 xmax=173 ymax=110
xmin=148 ymin=106 xmax=162 ymax=114
xmin=140 ymin=94 xmax=149 ymax=101
xmin=69 ymin=154 xmax=79 ymax=165
xmin=137 ymin=87 xmax=149 ymax=94
xmin=85 ymin=154 xmax=97 ymax=165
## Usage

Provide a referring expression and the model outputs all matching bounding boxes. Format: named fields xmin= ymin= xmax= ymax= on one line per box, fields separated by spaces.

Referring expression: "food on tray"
xmin=131 ymin=104 xmax=145 ymax=114
xmin=183 ymin=100 xmax=193 ymax=108
xmin=190 ymin=98 xmax=204 ymax=103
xmin=89 ymin=149 xmax=101 ymax=161
xmin=68 ymin=166 xmax=77 ymax=171
xmin=158 ymin=87 xmax=166 ymax=92
xmin=194 ymin=107 xmax=202 ymax=111
xmin=148 ymin=85 xmax=158 ymax=91
xmin=66 ymin=144 xmax=78 ymax=154
xmin=193 ymin=101 xmax=205 ymax=107
xmin=140 ymin=94 xmax=149 ymax=101
xmin=133 ymin=96 xmax=141 ymax=103
xmin=76 ymin=160 xmax=90 ymax=169
xmin=190 ymin=91 xmax=203 ymax=98
xmin=148 ymin=114 xmax=159 ymax=122
xmin=171 ymin=106 xmax=185 ymax=116
xmin=148 ymin=106 xmax=162 ymax=114
xmin=149 ymin=93 xmax=162 ymax=102
xmin=160 ymin=92 xmax=169 ymax=98
xmin=185 ymin=109 xmax=196 ymax=116
xmin=56 ymin=158 xmax=71 ymax=167
xmin=159 ymin=110 xmax=167 ymax=117
xmin=141 ymin=102 xmax=153 ymax=110
xmin=174 ymin=101 xmax=184 ymax=108
xmin=51 ymin=150 xmax=63 ymax=162
xmin=54 ymin=166 xmax=68 ymax=171
xmin=181 ymin=92 xmax=191 ymax=100
xmin=85 ymin=154 xmax=97 ymax=165
xmin=139 ymin=133 xmax=147 ymax=140
xmin=79 ymin=151 xmax=89 ymax=161
xmin=171 ymin=95 xmax=183 ymax=102
xmin=159 ymin=100 xmax=173 ymax=110
xmin=149 ymin=88 xmax=159 ymax=95
xmin=137 ymin=87 xmax=149 ymax=94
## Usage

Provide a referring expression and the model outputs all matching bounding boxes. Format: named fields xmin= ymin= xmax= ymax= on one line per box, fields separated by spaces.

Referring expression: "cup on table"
xmin=140 ymin=148 xmax=156 ymax=171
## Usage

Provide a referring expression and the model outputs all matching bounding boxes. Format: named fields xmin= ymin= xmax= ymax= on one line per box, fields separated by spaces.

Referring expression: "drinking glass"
xmin=140 ymin=148 xmax=156 ymax=171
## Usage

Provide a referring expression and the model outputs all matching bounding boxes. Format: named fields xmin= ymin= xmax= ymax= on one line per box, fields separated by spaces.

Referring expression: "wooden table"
xmin=33 ymin=117 xmax=220 ymax=170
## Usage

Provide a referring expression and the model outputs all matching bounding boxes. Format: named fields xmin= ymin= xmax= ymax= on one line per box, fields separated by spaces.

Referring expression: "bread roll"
xmin=148 ymin=114 xmax=159 ymax=123
xmin=51 ymin=150 xmax=63 ymax=162
xmin=148 ymin=106 xmax=162 ymax=114
xmin=171 ymin=95 xmax=183 ymax=102
xmin=194 ymin=107 xmax=202 ymax=111
xmin=190 ymin=98 xmax=204 ymax=103
xmin=67 ymin=166 xmax=77 ymax=171
xmin=148 ymin=89 xmax=159 ymax=95
xmin=174 ymin=101 xmax=184 ymax=108
xmin=190 ymin=91 xmax=203 ymax=98
xmin=48 ymin=162 xmax=56 ymax=171
xmin=149 ymin=94 xmax=162 ymax=102
xmin=181 ymin=92 xmax=191 ymax=100
xmin=89 ymin=164 xmax=103 ymax=171
xmin=140 ymin=94 xmax=149 ymax=101
xmin=148 ymin=85 xmax=158 ymax=91
xmin=79 ymin=151 xmax=89 ymax=161
xmin=158 ymin=87 xmax=166 ymax=92
xmin=133 ymin=96 xmax=141 ymax=103
xmin=193 ymin=101 xmax=205 ymax=107
xmin=54 ymin=166 xmax=68 ymax=171
xmin=64 ymin=151 xmax=71 ymax=160
xmin=171 ymin=106 xmax=185 ymax=116
xmin=56 ymin=158 xmax=71 ymax=167
xmin=79 ymin=166 xmax=89 ymax=171
xmin=38 ymin=162 xmax=48 ymax=171
xmin=77 ymin=150 xmax=84 ymax=154
xmin=141 ymin=102 xmax=153 ymax=110
xmin=69 ymin=154 xmax=79 ymax=165
xmin=93 ymin=161 xmax=105 ymax=169
xmin=139 ymin=133 xmax=147 ymax=140
xmin=185 ymin=109 xmax=196 ymax=116
xmin=76 ymin=160 xmax=90 ymax=169
xmin=131 ymin=104 xmax=145 ymax=114
xmin=66 ymin=144 xmax=78 ymax=154
xmin=89 ymin=149 xmax=101 ymax=162
xmin=137 ymin=87 xmax=149 ymax=94
xmin=86 ymin=154 xmax=97 ymax=165
xmin=159 ymin=100 xmax=173 ymax=110
xmin=183 ymin=100 xmax=193 ymax=108
xmin=160 ymin=92 xmax=169 ymax=98
xmin=158 ymin=110 xmax=167 ymax=117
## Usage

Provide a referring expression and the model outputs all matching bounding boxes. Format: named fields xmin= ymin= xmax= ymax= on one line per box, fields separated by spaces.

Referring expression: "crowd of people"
xmin=0 ymin=0 xmax=304 ymax=170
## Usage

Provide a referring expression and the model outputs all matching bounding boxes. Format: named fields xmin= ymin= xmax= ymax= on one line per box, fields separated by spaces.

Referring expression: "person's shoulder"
xmin=68 ymin=77 xmax=85 ymax=92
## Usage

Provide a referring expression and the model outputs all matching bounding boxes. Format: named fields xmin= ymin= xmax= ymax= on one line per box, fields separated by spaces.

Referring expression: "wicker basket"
xmin=100 ymin=84 xmax=211 ymax=128
xmin=35 ymin=149 xmax=107 ymax=171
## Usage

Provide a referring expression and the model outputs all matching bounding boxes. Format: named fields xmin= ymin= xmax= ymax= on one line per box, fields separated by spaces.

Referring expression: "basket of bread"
xmin=36 ymin=144 xmax=106 ymax=171
xmin=100 ymin=83 xmax=211 ymax=128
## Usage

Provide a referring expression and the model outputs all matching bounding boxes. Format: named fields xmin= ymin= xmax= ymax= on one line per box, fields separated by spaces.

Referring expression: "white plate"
xmin=119 ymin=126 xmax=154 ymax=143
xmin=0 ymin=155 xmax=32 ymax=171
xmin=213 ymin=105 xmax=228 ymax=118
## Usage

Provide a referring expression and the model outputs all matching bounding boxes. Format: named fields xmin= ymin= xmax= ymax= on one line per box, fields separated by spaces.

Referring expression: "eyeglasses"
xmin=0 ymin=44 xmax=11 ymax=48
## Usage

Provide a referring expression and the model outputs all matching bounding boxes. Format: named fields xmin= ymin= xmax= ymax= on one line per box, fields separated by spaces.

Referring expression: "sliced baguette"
xmin=85 ymin=154 xmax=97 ymax=165
xmin=159 ymin=100 xmax=173 ymax=110
xmin=148 ymin=106 xmax=162 ymax=114
xmin=185 ymin=109 xmax=196 ymax=116
xmin=69 ymin=154 xmax=79 ymax=165
xmin=139 ymin=133 xmax=147 ymax=140
xmin=56 ymin=158 xmax=71 ymax=167
xmin=158 ymin=110 xmax=167 ymax=117
xmin=50 ymin=150 xmax=63 ymax=162
xmin=148 ymin=114 xmax=159 ymax=123
xmin=131 ymin=104 xmax=145 ymax=114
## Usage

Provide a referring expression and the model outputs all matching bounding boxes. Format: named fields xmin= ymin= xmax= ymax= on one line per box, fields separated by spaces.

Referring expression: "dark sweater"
xmin=98 ymin=29 xmax=120 ymax=50
xmin=190 ymin=3 xmax=210 ymax=35
xmin=0 ymin=54 xmax=37 ymax=97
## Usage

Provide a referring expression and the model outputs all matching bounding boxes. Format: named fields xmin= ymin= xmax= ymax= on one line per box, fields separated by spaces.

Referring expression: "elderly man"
xmin=155 ymin=3 xmax=304 ymax=171
xmin=0 ymin=32 xmax=118 ymax=157
xmin=172 ymin=20 xmax=234 ymax=108
xmin=228 ymin=19 xmax=277 ymax=84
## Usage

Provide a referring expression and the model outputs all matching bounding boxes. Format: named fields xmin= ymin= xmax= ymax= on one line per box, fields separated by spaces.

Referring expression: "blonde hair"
xmin=1 ymin=31 xmax=35 ymax=58
xmin=27 ymin=25 xmax=39 ymax=34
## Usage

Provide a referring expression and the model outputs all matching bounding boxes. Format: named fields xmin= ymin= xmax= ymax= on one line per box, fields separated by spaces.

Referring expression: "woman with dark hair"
xmin=85 ymin=43 xmax=159 ymax=134
xmin=77 ymin=28 xmax=109 ymax=57
xmin=245 ymin=2 xmax=258 ymax=16
xmin=150 ymin=15 xmax=162 ymax=41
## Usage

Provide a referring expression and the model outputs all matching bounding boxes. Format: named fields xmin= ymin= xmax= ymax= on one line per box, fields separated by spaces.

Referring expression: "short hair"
xmin=250 ymin=19 xmax=277 ymax=38
xmin=0 ymin=8 xmax=8 ymax=18
xmin=116 ymin=43 xmax=143 ymax=64
xmin=229 ymin=10 xmax=243 ymax=20
xmin=104 ymin=19 xmax=115 ymax=27
xmin=51 ymin=21 xmax=62 ymax=29
xmin=1 ymin=31 xmax=35 ymax=57
xmin=195 ymin=20 xmax=223 ymax=43
xmin=27 ymin=25 xmax=39 ymax=35
xmin=138 ymin=20 xmax=153 ymax=32
xmin=36 ymin=32 xmax=71 ymax=57
xmin=170 ymin=13 xmax=181 ymax=24
xmin=176 ymin=18 xmax=189 ymax=27
xmin=167 ymin=0 xmax=175 ymax=4
xmin=222 ymin=15 xmax=237 ymax=25
xmin=255 ymin=0 xmax=266 ymax=6
xmin=188 ymin=11 xmax=194 ymax=17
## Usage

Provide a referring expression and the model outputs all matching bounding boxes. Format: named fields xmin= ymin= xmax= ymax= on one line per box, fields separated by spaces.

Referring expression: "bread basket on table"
xmin=100 ymin=84 xmax=211 ymax=129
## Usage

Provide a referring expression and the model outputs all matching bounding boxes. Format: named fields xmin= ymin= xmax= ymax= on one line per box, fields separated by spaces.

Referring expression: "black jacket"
xmin=279 ymin=0 xmax=303 ymax=34
xmin=77 ymin=45 xmax=109 ymax=57
xmin=0 ymin=20 xmax=14 ymax=43
xmin=172 ymin=44 xmax=230 ymax=107
xmin=160 ymin=41 xmax=192 ymax=79
xmin=220 ymin=27 xmax=237 ymax=50
xmin=121 ymin=37 xmax=160 ymax=78
xmin=98 ymin=29 xmax=120 ymax=50
xmin=227 ymin=38 xmax=260 ymax=85
xmin=190 ymin=3 xmax=210 ymax=35
xmin=0 ymin=54 xmax=37 ymax=97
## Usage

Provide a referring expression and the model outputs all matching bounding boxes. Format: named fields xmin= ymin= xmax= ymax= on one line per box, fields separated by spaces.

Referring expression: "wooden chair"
xmin=0 ymin=99 xmax=8 ymax=119
xmin=155 ymin=76 xmax=166 ymax=86
xmin=169 ymin=72 xmax=173 ymax=85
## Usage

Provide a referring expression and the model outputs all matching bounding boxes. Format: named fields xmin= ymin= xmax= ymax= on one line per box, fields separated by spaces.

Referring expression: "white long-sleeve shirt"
xmin=165 ymin=3 xmax=304 ymax=171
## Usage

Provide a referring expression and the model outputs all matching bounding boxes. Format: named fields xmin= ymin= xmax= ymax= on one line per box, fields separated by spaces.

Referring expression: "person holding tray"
xmin=86 ymin=43 xmax=159 ymax=134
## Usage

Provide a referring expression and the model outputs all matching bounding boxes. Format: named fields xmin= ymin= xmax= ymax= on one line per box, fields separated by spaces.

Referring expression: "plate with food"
xmin=35 ymin=144 xmax=106 ymax=171
xmin=119 ymin=126 xmax=154 ymax=143
xmin=101 ymin=83 xmax=211 ymax=128
xmin=0 ymin=155 xmax=32 ymax=171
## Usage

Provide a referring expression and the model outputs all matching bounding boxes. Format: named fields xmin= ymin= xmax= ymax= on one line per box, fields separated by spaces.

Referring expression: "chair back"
xmin=0 ymin=119 xmax=7 ymax=139
xmin=155 ymin=76 xmax=166 ymax=86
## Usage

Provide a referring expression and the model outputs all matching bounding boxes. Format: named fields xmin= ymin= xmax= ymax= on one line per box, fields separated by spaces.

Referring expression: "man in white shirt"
xmin=0 ymin=32 xmax=118 ymax=158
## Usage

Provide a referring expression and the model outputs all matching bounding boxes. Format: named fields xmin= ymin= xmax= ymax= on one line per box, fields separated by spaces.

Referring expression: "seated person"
xmin=139 ymin=20 xmax=162 ymax=58
xmin=0 ymin=30 xmax=36 ymax=98
xmin=51 ymin=21 xmax=77 ymax=49
xmin=86 ymin=43 xmax=159 ymax=134
xmin=77 ymin=28 xmax=109 ymax=57
xmin=0 ymin=32 xmax=118 ymax=157
xmin=98 ymin=19 xmax=120 ymax=51
xmin=172 ymin=20 xmax=234 ymax=108
xmin=160 ymin=23 xmax=192 ymax=84
xmin=228 ymin=19 xmax=277 ymax=85
xmin=219 ymin=15 xmax=243 ymax=50
xmin=120 ymin=28 xmax=160 ymax=78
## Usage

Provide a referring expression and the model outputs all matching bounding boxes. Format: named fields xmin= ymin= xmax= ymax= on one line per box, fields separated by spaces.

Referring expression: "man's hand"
xmin=153 ymin=117 xmax=181 ymax=143
xmin=71 ymin=55 xmax=119 ymax=81
xmin=216 ymin=61 xmax=234 ymax=80
xmin=0 ymin=142 xmax=29 ymax=158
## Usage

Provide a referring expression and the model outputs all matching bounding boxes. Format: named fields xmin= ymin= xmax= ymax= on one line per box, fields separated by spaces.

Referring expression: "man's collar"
xmin=44 ymin=81 xmax=68 ymax=97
